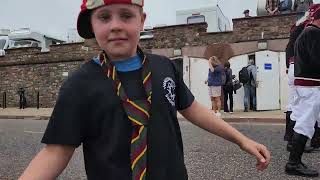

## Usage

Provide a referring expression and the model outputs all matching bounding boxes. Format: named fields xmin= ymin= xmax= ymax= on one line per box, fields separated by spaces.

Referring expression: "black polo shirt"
xmin=41 ymin=54 xmax=195 ymax=180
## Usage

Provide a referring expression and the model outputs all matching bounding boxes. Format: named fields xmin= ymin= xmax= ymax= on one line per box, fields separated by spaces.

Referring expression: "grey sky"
xmin=1 ymin=0 xmax=319 ymax=40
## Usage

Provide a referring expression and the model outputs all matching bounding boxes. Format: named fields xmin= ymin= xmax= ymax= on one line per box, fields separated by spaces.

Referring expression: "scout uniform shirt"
xmin=41 ymin=53 xmax=195 ymax=180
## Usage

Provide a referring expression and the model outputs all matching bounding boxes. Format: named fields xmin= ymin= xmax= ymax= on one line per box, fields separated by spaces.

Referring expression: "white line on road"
xmin=24 ymin=131 xmax=44 ymax=134
xmin=230 ymin=122 xmax=285 ymax=126
xmin=179 ymin=120 xmax=284 ymax=126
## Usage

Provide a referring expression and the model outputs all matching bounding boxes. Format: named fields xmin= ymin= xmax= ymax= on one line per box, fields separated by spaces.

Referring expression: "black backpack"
xmin=239 ymin=66 xmax=250 ymax=84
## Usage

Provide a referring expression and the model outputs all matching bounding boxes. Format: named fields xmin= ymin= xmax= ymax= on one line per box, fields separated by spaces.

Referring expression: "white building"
xmin=176 ymin=5 xmax=231 ymax=32
xmin=178 ymin=50 xmax=288 ymax=111
xmin=6 ymin=28 xmax=65 ymax=53
xmin=0 ymin=29 xmax=10 ymax=56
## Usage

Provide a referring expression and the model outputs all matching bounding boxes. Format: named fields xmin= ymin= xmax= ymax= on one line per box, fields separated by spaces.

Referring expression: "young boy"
xmin=19 ymin=1 xmax=271 ymax=179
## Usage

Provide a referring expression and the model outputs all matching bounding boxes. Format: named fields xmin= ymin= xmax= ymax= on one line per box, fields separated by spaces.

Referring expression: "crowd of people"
xmin=243 ymin=0 xmax=314 ymax=18
xmin=266 ymin=0 xmax=314 ymax=15
xmin=210 ymin=3 xmax=320 ymax=177
xmin=206 ymin=56 xmax=257 ymax=114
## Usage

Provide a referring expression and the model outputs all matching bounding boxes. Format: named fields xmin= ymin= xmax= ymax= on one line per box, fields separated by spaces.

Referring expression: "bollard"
xmin=3 ymin=92 xmax=6 ymax=109
xmin=2 ymin=92 xmax=4 ymax=109
xmin=37 ymin=91 xmax=40 ymax=109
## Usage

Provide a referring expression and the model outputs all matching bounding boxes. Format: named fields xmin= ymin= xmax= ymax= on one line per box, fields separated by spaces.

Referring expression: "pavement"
xmin=0 ymin=107 xmax=286 ymax=123
xmin=0 ymin=108 xmax=53 ymax=120
xmin=2 ymin=119 xmax=310 ymax=180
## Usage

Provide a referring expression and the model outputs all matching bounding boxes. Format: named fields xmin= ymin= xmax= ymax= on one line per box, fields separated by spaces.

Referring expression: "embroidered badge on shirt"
xmin=163 ymin=77 xmax=176 ymax=106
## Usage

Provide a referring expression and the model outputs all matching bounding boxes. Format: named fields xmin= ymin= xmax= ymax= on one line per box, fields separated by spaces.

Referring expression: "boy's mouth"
xmin=108 ymin=38 xmax=128 ymax=42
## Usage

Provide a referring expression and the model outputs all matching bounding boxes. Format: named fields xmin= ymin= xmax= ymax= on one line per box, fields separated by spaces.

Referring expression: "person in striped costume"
xmin=19 ymin=0 xmax=271 ymax=179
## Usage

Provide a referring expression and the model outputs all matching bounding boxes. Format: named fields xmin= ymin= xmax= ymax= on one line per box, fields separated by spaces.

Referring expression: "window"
xmin=0 ymin=39 xmax=6 ymax=49
xmin=187 ymin=15 xmax=206 ymax=24
xmin=218 ymin=18 xmax=222 ymax=31
xmin=14 ymin=40 xmax=32 ymax=47
xmin=140 ymin=30 xmax=153 ymax=39
xmin=248 ymin=54 xmax=256 ymax=65
xmin=31 ymin=42 xmax=39 ymax=47
xmin=11 ymin=40 xmax=39 ymax=48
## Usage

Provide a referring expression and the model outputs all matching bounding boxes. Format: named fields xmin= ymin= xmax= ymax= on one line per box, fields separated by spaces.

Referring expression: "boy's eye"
xmin=120 ymin=13 xmax=134 ymax=19
xmin=98 ymin=14 xmax=110 ymax=21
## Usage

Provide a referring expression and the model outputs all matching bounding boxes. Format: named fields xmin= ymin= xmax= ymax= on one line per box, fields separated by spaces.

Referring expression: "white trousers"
xmin=288 ymin=64 xmax=295 ymax=86
xmin=291 ymin=87 xmax=320 ymax=139
xmin=287 ymin=64 xmax=297 ymax=113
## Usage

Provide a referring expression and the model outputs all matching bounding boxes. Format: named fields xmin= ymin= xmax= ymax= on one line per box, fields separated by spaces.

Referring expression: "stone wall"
xmin=0 ymin=61 xmax=82 ymax=107
xmin=0 ymin=13 xmax=298 ymax=107
xmin=140 ymin=13 xmax=297 ymax=48
xmin=0 ymin=43 xmax=100 ymax=108
xmin=232 ymin=13 xmax=297 ymax=42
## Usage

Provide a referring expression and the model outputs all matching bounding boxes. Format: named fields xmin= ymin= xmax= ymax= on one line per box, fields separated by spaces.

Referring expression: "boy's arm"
xmin=19 ymin=144 xmax=75 ymax=180
xmin=179 ymin=100 xmax=271 ymax=171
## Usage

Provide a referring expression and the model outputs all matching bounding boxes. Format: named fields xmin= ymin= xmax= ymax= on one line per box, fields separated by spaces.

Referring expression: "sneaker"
xmin=229 ymin=111 xmax=233 ymax=114
xmin=215 ymin=112 xmax=221 ymax=117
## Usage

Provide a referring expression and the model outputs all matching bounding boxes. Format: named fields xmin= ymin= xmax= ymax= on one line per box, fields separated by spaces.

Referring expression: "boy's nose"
xmin=109 ymin=18 xmax=124 ymax=32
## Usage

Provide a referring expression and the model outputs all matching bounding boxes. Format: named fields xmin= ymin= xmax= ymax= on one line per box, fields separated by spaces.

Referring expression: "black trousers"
xmin=223 ymin=88 xmax=233 ymax=112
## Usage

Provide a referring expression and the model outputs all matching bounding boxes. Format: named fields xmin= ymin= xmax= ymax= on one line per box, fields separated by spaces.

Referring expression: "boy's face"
xmin=91 ymin=4 xmax=146 ymax=61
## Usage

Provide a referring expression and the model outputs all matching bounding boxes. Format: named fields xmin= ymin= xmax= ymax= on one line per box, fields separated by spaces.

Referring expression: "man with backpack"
xmin=239 ymin=58 xmax=257 ymax=112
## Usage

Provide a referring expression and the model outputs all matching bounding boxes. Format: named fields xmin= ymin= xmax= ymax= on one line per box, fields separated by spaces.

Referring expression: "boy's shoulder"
xmin=71 ymin=61 xmax=100 ymax=78
xmin=63 ymin=61 xmax=101 ymax=87
xmin=146 ymin=53 xmax=177 ymax=69
xmin=146 ymin=53 xmax=171 ymax=63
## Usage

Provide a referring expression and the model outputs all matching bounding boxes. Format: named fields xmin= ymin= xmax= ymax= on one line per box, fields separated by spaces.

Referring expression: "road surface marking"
xmin=24 ymin=131 xmax=44 ymax=134
xmin=230 ymin=122 xmax=284 ymax=126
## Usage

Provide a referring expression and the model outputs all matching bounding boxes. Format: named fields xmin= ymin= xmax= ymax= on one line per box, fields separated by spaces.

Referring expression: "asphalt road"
xmin=0 ymin=119 xmax=319 ymax=180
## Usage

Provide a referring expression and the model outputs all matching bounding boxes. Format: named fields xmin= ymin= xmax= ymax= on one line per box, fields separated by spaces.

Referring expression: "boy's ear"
xmin=141 ymin=13 xmax=147 ymax=31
